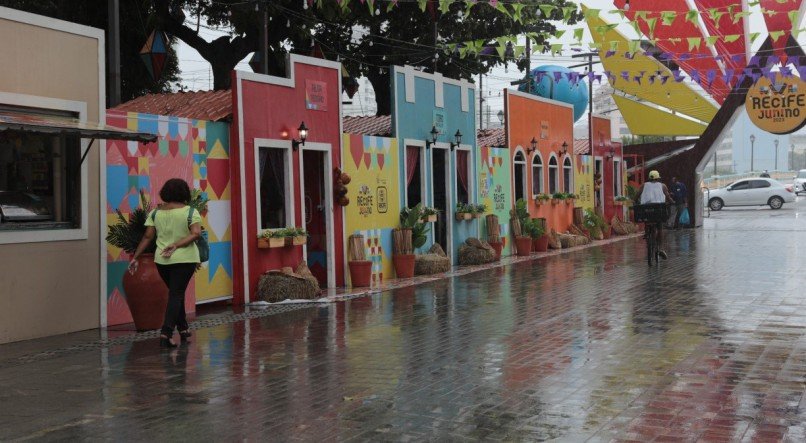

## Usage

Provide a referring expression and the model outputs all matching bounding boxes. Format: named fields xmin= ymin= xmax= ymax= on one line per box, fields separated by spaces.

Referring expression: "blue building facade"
xmin=392 ymin=66 xmax=478 ymax=263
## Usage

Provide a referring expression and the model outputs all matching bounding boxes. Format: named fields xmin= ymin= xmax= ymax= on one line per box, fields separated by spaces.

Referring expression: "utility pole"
xmin=479 ymin=74 xmax=484 ymax=130
xmin=774 ymin=139 xmax=779 ymax=171
xmin=107 ymin=0 xmax=121 ymax=107
xmin=259 ymin=1 xmax=268 ymax=74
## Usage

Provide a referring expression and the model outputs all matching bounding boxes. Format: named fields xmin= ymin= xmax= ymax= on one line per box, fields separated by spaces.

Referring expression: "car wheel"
xmin=709 ymin=198 xmax=724 ymax=211
xmin=769 ymin=196 xmax=784 ymax=209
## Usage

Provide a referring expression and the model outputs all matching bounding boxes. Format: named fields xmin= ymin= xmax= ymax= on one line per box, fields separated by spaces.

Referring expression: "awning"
xmin=0 ymin=111 xmax=156 ymax=142
xmin=626 ymin=143 xmax=696 ymax=173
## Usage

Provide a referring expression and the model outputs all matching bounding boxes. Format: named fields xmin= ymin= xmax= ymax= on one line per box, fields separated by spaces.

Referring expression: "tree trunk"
xmin=367 ymin=71 xmax=392 ymax=116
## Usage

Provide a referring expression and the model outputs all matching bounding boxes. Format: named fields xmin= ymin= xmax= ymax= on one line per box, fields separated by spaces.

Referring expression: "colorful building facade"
xmin=393 ymin=66 xmax=478 ymax=263
xmin=104 ymin=111 xmax=233 ymax=326
xmin=230 ymin=55 xmax=345 ymax=303
xmin=505 ymin=90 xmax=575 ymax=233
xmin=589 ymin=116 xmax=625 ymax=222
xmin=341 ymin=133 xmax=400 ymax=287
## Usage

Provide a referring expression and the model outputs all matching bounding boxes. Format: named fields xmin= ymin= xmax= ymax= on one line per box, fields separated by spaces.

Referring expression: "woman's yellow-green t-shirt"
xmin=144 ymin=206 xmax=201 ymax=265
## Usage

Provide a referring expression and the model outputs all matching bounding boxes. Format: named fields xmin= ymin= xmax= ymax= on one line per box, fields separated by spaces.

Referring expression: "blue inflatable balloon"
xmin=517 ymin=65 xmax=589 ymax=122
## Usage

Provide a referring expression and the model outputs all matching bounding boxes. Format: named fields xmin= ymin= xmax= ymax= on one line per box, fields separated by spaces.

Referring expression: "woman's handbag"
xmin=188 ymin=207 xmax=210 ymax=262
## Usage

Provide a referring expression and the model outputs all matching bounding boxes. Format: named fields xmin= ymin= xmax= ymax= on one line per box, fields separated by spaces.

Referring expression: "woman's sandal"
xmin=159 ymin=334 xmax=177 ymax=348
xmin=178 ymin=330 xmax=192 ymax=343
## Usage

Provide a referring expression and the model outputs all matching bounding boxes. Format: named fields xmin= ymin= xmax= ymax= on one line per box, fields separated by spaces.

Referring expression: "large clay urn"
xmin=122 ymin=254 xmax=168 ymax=331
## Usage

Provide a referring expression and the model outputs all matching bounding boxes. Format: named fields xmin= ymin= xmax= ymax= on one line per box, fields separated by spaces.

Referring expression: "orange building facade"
xmin=505 ymin=90 xmax=575 ymax=233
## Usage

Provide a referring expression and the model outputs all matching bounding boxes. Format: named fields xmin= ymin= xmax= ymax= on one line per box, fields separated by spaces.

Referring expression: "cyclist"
xmin=634 ymin=170 xmax=674 ymax=259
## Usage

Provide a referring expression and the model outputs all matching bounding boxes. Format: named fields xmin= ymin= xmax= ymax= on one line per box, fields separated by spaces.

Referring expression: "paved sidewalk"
xmin=3 ymin=202 xmax=806 ymax=441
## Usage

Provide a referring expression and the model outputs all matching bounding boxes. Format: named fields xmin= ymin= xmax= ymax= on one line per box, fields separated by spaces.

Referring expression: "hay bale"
xmin=559 ymin=233 xmax=590 ymax=248
xmin=256 ymin=262 xmax=320 ymax=302
xmin=548 ymin=229 xmax=562 ymax=249
xmin=458 ymin=237 xmax=496 ymax=265
xmin=611 ymin=216 xmax=629 ymax=235
xmin=415 ymin=243 xmax=451 ymax=275
xmin=589 ymin=226 xmax=604 ymax=240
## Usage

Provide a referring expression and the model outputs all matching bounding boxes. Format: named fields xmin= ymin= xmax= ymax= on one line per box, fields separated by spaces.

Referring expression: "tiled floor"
xmin=3 ymin=200 xmax=806 ymax=441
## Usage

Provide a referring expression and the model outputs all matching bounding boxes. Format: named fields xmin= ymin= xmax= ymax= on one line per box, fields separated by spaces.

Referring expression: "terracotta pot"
xmin=603 ymin=225 xmax=612 ymax=239
xmin=489 ymin=241 xmax=503 ymax=260
xmin=348 ymin=260 xmax=373 ymax=288
xmin=515 ymin=237 xmax=532 ymax=256
xmin=393 ymin=254 xmax=415 ymax=278
xmin=423 ymin=214 xmax=437 ymax=223
xmin=122 ymin=254 xmax=168 ymax=331
xmin=533 ymin=235 xmax=549 ymax=252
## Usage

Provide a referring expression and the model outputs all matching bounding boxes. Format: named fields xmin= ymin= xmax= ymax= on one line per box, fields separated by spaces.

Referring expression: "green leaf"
xmin=539 ymin=4 xmax=556 ymax=19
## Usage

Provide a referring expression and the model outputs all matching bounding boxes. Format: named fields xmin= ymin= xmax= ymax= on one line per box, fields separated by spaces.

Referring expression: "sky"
xmin=175 ymin=0 xmax=806 ymax=121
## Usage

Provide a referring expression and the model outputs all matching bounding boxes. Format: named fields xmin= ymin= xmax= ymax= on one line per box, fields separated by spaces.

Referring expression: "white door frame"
xmin=430 ymin=143 xmax=453 ymax=258
xmin=595 ymin=156 xmax=604 ymax=208
xmin=402 ymin=139 xmax=427 ymax=208
xmin=299 ymin=142 xmax=336 ymax=289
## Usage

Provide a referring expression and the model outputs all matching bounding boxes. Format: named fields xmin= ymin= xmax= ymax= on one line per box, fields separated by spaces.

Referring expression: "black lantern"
xmin=450 ymin=130 xmax=463 ymax=150
xmin=426 ymin=125 xmax=440 ymax=149
xmin=558 ymin=141 xmax=568 ymax=156
xmin=527 ymin=137 xmax=538 ymax=155
xmin=292 ymin=122 xmax=308 ymax=150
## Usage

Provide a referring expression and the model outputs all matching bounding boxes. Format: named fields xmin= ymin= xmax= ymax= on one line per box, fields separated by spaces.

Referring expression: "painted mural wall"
xmin=505 ymin=90 xmax=575 ymax=233
xmin=342 ymin=134 xmax=400 ymax=287
xmin=574 ymin=154 xmax=595 ymax=212
xmin=478 ymin=146 xmax=512 ymax=256
xmin=393 ymin=66 xmax=478 ymax=264
xmin=105 ymin=111 xmax=233 ymax=326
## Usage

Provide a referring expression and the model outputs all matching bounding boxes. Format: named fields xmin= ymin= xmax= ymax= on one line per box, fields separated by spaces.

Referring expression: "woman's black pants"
xmin=156 ymin=263 xmax=196 ymax=336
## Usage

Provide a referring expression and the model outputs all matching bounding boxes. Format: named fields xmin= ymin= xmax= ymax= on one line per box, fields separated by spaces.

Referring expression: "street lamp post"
xmin=750 ymin=134 xmax=756 ymax=172
xmin=791 ymin=143 xmax=795 ymax=171
xmin=774 ymin=139 xmax=779 ymax=171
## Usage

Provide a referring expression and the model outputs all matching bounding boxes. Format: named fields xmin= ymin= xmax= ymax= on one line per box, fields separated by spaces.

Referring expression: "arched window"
xmin=531 ymin=154 xmax=543 ymax=196
xmin=513 ymin=151 xmax=526 ymax=201
xmin=548 ymin=155 xmax=559 ymax=195
xmin=563 ymin=156 xmax=573 ymax=193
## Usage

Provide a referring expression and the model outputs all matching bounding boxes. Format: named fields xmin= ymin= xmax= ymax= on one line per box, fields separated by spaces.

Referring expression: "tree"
xmin=0 ymin=0 xmax=181 ymax=104
xmin=150 ymin=0 xmax=575 ymax=114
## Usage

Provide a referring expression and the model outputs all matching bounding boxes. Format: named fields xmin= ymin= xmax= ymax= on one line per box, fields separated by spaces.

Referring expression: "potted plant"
xmin=615 ymin=195 xmax=631 ymax=206
xmin=536 ymin=193 xmax=551 ymax=205
xmin=551 ymin=192 xmax=566 ymax=205
xmin=347 ymin=234 xmax=372 ymax=287
xmin=529 ymin=218 xmax=549 ymax=252
xmin=565 ymin=193 xmax=577 ymax=204
xmin=258 ymin=228 xmax=287 ymax=248
xmin=105 ymin=190 xmax=167 ymax=331
xmin=455 ymin=202 xmax=473 ymax=221
xmin=472 ymin=203 xmax=487 ymax=219
xmin=513 ymin=198 xmax=533 ymax=256
xmin=421 ymin=206 xmax=439 ymax=223
xmin=284 ymin=227 xmax=308 ymax=246
xmin=583 ymin=208 xmax=607 ymax=240
xmin=395 ymin=204 xmax=429 ymax=278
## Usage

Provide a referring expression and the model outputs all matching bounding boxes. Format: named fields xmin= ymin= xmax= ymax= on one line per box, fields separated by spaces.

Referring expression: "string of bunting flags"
xmin=529 ymin=56 xmax=806 ymax=90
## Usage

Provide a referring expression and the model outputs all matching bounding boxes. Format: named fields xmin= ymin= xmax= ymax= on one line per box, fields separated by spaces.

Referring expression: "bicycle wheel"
xmin=646 ymin=226 xmax=655 ymax=266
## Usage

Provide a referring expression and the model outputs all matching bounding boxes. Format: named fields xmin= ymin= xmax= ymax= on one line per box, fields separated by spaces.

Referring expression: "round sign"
xmin=745 ymin=73 xmax=806 ymax=135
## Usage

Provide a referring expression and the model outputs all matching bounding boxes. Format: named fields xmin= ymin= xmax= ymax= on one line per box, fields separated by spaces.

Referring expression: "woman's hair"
xmin=159 ymin=178 xmax=191 ymax=204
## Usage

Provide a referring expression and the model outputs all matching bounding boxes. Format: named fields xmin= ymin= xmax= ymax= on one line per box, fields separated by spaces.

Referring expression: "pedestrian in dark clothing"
xmin=670 ymin=176 xmax=687 ymax=229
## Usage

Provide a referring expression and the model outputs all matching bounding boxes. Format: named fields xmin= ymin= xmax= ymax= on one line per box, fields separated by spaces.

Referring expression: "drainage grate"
xmin=0 ymin=302 xmax=329 ymax=370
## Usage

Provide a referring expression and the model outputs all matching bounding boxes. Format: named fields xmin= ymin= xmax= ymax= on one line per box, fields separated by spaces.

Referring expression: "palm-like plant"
xmin=106 ymin=190 xmax=156 ymax=255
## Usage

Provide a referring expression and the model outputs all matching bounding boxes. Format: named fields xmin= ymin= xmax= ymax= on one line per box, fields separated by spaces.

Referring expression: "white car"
xmin=707 ymin=177 xmax=795 ymax=211
xmin=794 ymin=169 xmax=806 ymax=195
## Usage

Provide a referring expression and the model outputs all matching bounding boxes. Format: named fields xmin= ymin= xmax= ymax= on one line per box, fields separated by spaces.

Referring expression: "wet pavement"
xmin=3 ymin=199 xmax=806 ymax=441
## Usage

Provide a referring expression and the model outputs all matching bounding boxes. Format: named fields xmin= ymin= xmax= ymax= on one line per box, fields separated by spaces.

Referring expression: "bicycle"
xmin=632 ymin=203 xmax=670 ymax=267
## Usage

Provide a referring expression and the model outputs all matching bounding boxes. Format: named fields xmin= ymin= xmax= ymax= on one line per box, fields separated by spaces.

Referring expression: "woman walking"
xmin=129 ymin=178 xmax=201 ymax=348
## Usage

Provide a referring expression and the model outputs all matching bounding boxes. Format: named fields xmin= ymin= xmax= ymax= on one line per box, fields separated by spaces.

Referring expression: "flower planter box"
xmin=472 ymin=213 xmax=483 ymax=219
xmin=284 ymin=235 xmax=307 ymax=246
xmin=456 ymin=212 xmax=472 ymax=221
xmin=258 ymin=237 xmax=286 ymax=249
xmin=422 ymin=214 xmax=438 ymax=223
xmin=551 ymin=199 xmax=560 ymax=205
xmin=536 ymin=199 xmax=546 ymax=205
xmin=566 ymin=199 xmax=574 ymax=205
